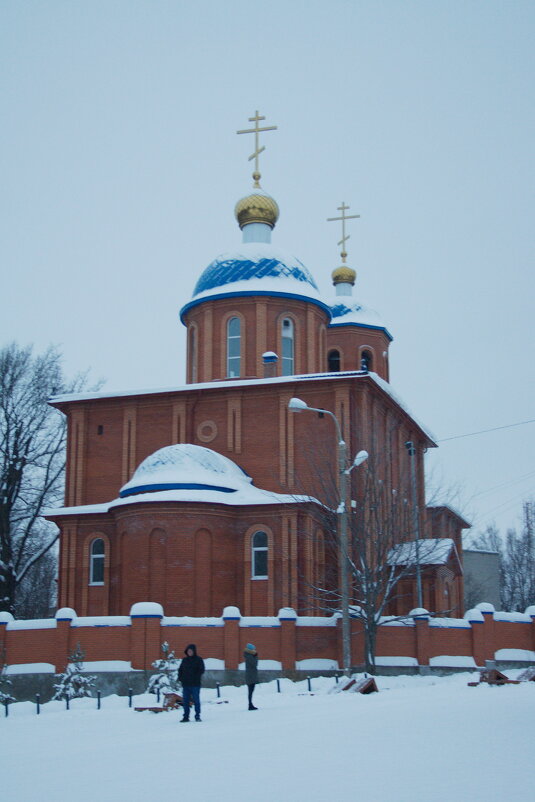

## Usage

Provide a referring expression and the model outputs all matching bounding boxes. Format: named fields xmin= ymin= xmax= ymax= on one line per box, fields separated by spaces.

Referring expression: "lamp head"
xmin=352 ymin=450 xmax=369 ymax=468
xmin=288 ymin=397 xmax=308 ymax=412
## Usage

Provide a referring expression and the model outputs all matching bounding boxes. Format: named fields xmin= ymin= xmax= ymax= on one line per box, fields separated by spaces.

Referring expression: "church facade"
xmin=46 ymin=124 xmax=467 ymax=621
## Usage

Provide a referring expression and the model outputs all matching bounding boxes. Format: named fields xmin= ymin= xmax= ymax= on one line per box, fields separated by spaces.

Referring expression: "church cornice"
xmin=179 ymin=289 xmax=332 ymax=325
xmin=327 ymin=320 xmax=393 ymax=341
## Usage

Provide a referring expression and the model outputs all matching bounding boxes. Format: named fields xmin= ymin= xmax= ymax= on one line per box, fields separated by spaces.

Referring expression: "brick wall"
xmin=1 ymin=604 xmax=534 ymax=674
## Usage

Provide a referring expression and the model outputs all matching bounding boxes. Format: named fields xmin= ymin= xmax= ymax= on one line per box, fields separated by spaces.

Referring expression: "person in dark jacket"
xmin=244 ymin=643 xmax=258 ymax=710
xmin=178 ymin=643 xmax=205 ymax=722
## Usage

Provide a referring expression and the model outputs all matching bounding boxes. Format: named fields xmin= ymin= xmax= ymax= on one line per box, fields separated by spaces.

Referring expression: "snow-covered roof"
xmin=370 ymin=372 xmax=437 ymax=443
xmin=45 ymin=444 xmax=319 ymax=517
xmin=180 ymin=243 xmax=331 ymax=320
xmin=426 ymin=503 xmax=471 ymax=528
xmin=119 ymin=444 xmax=253 ymax=497
xmin=327 ymin=297 xmax=393 ymax=340
xmin=45 ymin=486 xmax=317 ymax=517
xmin=388 ymin=538 xmax=461 ymax=568
xmin=193 ymin=243 xmax=318 ymax=295
xmin=49 ymin=371 xmax=437 ymax=444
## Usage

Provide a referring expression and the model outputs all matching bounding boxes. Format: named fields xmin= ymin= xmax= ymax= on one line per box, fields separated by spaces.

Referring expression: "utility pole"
xmin=405 ymin=441 xmax=423 ymax=608
xmin=288 ymin=397 xmax=368 ymax=676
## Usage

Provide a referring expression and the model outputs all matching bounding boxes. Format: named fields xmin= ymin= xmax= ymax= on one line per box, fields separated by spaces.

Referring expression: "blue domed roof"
xmin=180 ymin=243 xmax=331 ymax=321
xmin=328 ymin=298 xmax=392 ymax=340
xmin=120 ymin=444 xmax=252 ymax=498
xmin=193 ymin=245 xmax=318 ymax=295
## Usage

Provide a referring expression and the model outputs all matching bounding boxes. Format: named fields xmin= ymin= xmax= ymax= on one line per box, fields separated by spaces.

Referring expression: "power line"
xmin=438 ymin=418 xmax=535 ymax=443
xmin=472 ymin=469 xmax=535 ymax=498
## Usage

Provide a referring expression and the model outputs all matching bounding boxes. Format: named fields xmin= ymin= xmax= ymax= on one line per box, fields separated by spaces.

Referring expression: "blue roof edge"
xmin=179 ymin=290 xmax=333 ymax=324
xmin=328 ymin=320 xmax=394 ymax=341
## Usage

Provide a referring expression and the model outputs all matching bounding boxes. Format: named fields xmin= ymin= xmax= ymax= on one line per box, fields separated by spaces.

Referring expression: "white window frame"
xmin=251 ymin=531 xmax=268 ymax=579
xmin=281 ymin=317 xmax=294 ymax=376
xmin=227 ymin=316 xmax=241 ymax=378
xmin=89 ymin=538 xmax=105 ymax=585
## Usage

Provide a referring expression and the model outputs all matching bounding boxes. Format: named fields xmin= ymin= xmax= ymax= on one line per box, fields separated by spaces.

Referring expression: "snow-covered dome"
xmin=328 ymin=298 xmax=391 ymax=337
xmin=119 ymin=444 xmax=253 ymax=498
xmin=180 ymin=242 xmax=331 ymax=321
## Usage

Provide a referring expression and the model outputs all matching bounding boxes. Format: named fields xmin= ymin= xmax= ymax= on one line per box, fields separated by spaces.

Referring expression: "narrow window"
xmin=252 ymin=531 xmax=268 ymax=578
xmin=361 ymin=350 xmax=373 ymax=371
xmin=90 ymin=538 xmax=105 ymax=584
xmin=189 ymin=325 xmax=197 ymax=382
xmin=227 ymin=317 xmax=241 ymax=378
xmin=328 ymin=349 xmax=340 ymax=372
xmin=281 ymin=318 xmax=294 ymax=376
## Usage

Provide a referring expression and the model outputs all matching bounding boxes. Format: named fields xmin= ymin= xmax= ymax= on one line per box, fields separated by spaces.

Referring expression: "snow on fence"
xmin=1 ymin=603 xmax=534 ymax=674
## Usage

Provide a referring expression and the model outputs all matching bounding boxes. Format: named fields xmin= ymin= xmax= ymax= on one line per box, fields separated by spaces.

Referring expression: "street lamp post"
xmin=405 ymin=440 xmax=423 ymax=608
xmin=288 ymin=397 xmax=368 ymax=676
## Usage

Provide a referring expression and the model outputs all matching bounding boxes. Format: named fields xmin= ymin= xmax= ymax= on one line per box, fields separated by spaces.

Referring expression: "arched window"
xmin=328 ymin=349 xmax=340 ymax=372
xmin=361 ymin=349 xmax=373 ymax=372
xmin=281 ymin=318 xmax=294 ymax=376
xmin=227 ymin=317 xmax=241 ymax=378
xmin=251 ymin=531 xmax=268 ymax=578
xmin=90 ymin=538 xmax=105 ymax=584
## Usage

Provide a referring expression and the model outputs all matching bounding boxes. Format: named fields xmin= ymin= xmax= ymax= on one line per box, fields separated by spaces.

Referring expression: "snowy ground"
xmin=2 ymin=671 xmax=534 ymax=802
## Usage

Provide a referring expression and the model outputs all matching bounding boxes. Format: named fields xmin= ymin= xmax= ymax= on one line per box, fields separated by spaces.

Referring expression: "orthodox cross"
xmin=237 ymin=111 xmax=277 ymax=188
xmin=327 ymin=202 xmax=360 ymax=263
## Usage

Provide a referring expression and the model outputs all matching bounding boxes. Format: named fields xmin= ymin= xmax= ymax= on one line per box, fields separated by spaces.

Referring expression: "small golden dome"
xmin=332 ymin=265 xmax=357 ymax=286
xmin=234 ymin=192 xmax=279 ymax=230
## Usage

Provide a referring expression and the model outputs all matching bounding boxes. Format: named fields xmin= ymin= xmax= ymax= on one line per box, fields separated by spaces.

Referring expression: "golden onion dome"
xmin=234 ymin=191 xmax=279 ymax=230
xmin=332 ymin=265 xmax=357 ymax=286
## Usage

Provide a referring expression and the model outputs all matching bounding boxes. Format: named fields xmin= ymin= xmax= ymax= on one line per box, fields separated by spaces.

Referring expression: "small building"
xmin=463 ymin=549 xmax=501 ymax=610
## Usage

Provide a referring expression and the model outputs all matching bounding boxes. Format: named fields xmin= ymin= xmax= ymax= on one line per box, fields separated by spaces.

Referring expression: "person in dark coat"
xmin=244 ymin=643 xmax=258 ymax=710
xmin=178 ymin=643 xmax=205 ymax=722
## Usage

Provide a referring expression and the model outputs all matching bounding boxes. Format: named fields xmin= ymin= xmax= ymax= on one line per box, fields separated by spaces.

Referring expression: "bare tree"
xmin=463 ymin=570 xmax=488 ymax=611
xmin=472 ymin=502 xmax=535 ymax=611
xmin=14 ymin=545 xmax=57 ymax=618
xmin=0 ymin=343 xmax=88 ymax=615
xmin=295 ymin=446 xmax=450 ymax=673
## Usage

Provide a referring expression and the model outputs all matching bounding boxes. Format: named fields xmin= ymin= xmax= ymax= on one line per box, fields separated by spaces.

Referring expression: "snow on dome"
xmin=328 ymin=297 xmax=391 ymax=336
xmin=278 ymin=607 xmax=297 ymax=619
xmin=222 ymin=606 xmax=241 ymax=619
xmin=180 ymin=243 xmax=331 ymax=321
xmin=193 ymin=243 xmax=318 ymax=296
xmin=409 ymin=608 xmax=430 ymax=619
xmin=130 ymin=602 xmax=164 ymax=617
xmin=475 ymin=602 xmax=495 ymax=613
xmin=120 ymin=444 xmax=253 ymax=498
xmin=55 ymin=607 xmax=77 ymax=620
xmin=464 ymin=608 xmax=485 ymax=622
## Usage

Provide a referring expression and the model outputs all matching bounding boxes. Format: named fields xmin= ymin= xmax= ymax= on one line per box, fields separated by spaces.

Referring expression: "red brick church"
xmin=46 ymin=118 xmax=467 ymax=620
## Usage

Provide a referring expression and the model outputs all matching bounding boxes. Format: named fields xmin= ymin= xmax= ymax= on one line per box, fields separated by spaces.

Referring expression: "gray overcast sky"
xmin=1 ymin=1 xmax=534 ymax=539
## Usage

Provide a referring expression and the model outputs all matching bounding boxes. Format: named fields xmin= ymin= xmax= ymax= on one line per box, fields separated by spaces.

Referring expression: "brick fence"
xmin=1 ymin=603 xmax=534 ymax=674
